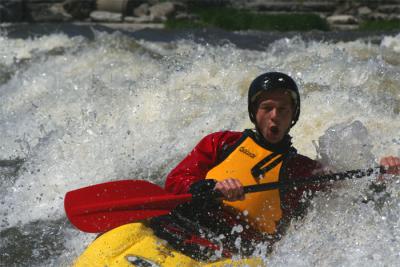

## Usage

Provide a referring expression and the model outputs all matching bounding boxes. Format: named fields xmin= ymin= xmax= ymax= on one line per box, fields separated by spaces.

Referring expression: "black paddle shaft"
xmin=243 ymin=166 xmax=385 ymax=194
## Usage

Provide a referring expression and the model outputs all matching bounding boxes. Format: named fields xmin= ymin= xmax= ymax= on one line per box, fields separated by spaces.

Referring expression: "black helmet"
xmin=248 ymin=72 xmax=300 ymax=127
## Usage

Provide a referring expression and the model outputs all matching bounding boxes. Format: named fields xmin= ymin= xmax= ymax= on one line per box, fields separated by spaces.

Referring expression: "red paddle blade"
xmin=64 ymin=180 xmax=192 ymax=233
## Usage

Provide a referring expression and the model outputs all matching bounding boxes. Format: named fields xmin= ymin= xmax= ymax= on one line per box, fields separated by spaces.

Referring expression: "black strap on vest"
xmin=218 ymin=129 xmax=291 ymax=179
xmin=251 ymin=152 xmax=284 ymax=179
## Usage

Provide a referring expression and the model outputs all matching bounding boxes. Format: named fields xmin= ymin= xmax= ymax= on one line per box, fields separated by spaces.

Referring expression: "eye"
xmin=262 ymin=105 xmax=273 ymax=112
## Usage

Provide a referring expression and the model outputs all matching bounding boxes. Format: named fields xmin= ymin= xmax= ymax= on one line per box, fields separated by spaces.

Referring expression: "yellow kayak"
xmin=74 ymin=222 xmax=265 ymax=267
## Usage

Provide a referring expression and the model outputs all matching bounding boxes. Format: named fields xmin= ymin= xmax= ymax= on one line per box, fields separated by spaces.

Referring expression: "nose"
xmin=270 ymin=108 xmax=278 ymax=120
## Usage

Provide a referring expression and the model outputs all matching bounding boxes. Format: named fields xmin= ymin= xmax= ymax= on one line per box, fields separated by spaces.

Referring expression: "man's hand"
xmin=377 ymin=156 xmax=400 ymax=183
xmin=380 ymin=156 xmax=400 ymax=175
xmin=214 ymin=178 xmax=245 ymax=201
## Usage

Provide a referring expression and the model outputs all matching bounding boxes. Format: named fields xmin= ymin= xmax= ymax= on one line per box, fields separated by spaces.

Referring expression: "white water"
xmin=0 ymin=27 xmax=399 ymax=266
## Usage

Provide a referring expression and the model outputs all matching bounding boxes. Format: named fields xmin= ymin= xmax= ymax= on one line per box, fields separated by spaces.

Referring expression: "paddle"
xmin=65 ymin=166 xmax=384 ymax=233
xmin=65 ymin=180 xmax=193 ymax=233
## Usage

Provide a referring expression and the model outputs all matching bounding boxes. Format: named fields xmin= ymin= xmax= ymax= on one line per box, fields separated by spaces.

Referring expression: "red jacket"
xmin=165 ymin=130 xmax=324 ymax=220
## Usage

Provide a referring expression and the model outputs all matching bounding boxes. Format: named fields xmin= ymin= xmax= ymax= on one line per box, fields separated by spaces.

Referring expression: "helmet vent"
xmin=262 ymin=78 xmax=269 ymax=88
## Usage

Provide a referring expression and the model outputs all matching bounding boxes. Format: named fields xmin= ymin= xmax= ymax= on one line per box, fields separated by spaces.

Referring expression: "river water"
xmin=0 ymin=24 xmax=399 ymax=266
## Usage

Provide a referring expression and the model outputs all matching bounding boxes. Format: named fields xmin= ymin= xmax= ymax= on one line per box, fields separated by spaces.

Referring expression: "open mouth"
xmin=270 ymin=126 xmax=279 ymax=135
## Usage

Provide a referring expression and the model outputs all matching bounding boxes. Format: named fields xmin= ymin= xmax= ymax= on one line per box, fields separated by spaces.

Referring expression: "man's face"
xmin=254 ymin=90 xmax=294 ymax=144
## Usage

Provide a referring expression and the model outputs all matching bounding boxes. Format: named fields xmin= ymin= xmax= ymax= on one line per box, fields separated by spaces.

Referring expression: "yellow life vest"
xmin=205 ymin=130 xmax=289 ymax=234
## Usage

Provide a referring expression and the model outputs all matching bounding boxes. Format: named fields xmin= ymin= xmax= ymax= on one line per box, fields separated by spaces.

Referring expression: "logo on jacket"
xmin=239 ymin=146 xmax=256 ymax=158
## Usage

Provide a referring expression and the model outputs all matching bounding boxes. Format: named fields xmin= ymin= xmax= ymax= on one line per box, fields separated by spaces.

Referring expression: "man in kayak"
xmin=155 ymin=72 xmax=400 ymax=258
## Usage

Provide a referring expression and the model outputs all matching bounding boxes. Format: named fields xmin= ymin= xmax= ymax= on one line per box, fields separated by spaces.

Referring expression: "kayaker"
xmin=157 ymin=71 xmax=400 ymax=257
xmin=165 ymin=71 xmax=399 ymax=221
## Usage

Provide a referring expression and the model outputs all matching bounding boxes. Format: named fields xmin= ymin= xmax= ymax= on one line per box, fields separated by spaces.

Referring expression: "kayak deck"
xmin=74 ymin=222 xmax=265 ymax=267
